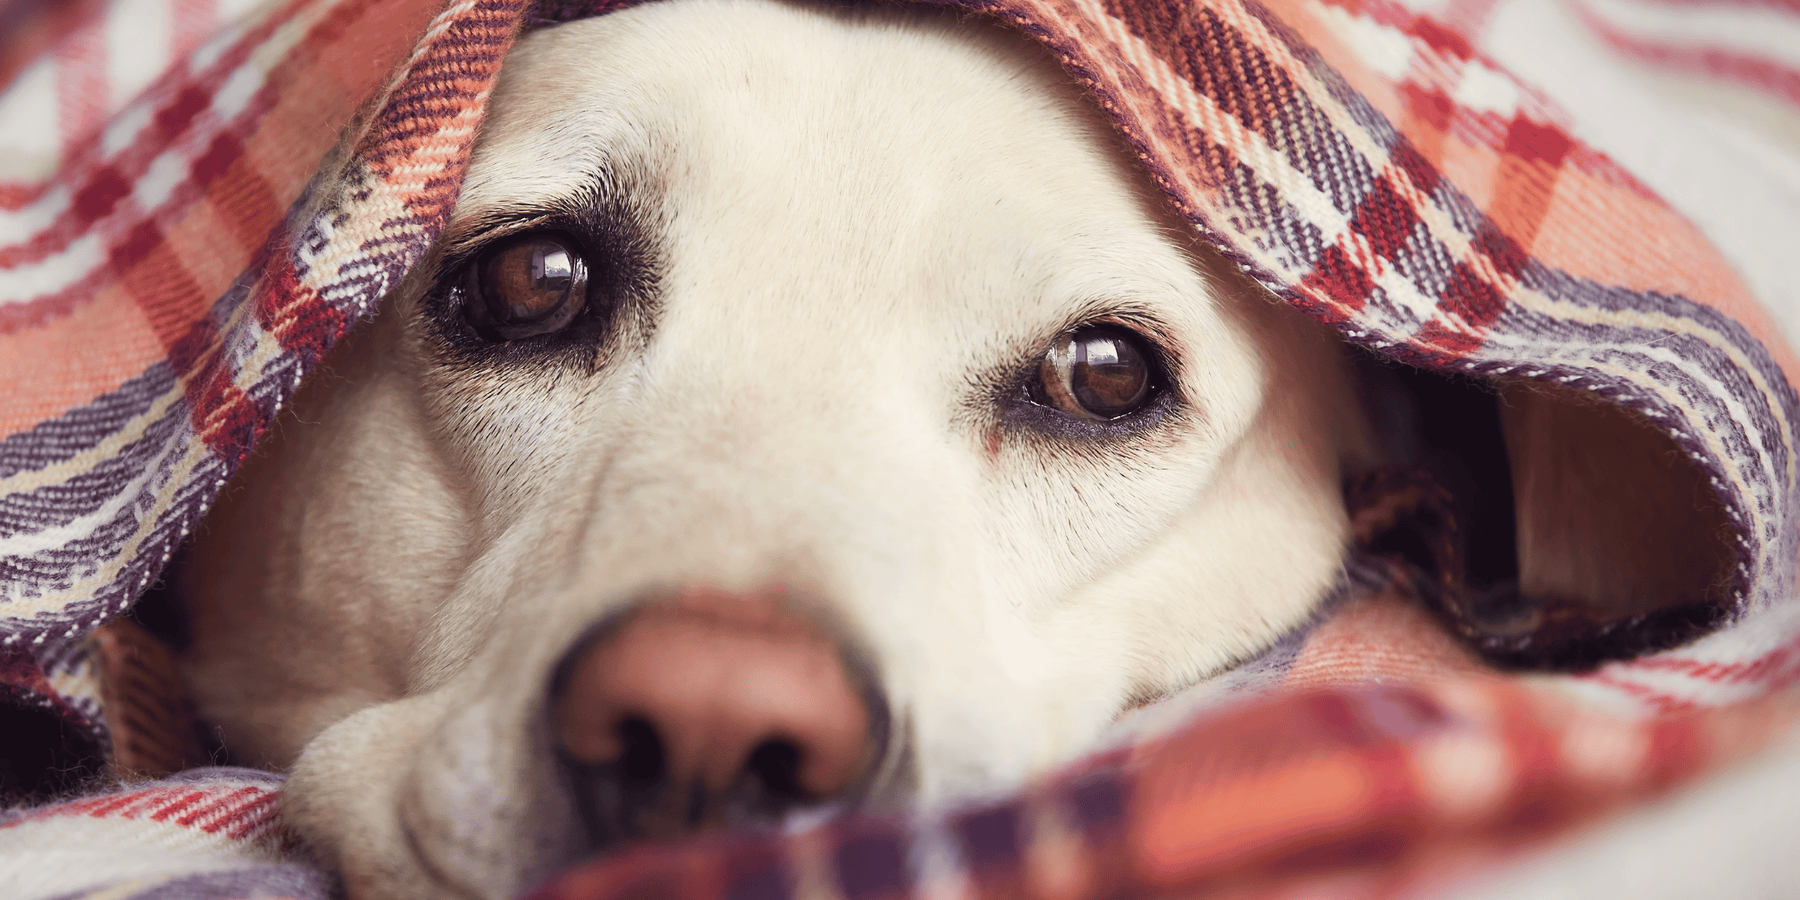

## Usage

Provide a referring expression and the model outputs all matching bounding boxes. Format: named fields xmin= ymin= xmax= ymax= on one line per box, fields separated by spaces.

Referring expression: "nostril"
xmin=614 ymin=716 xmax=665 ymax=785
xmin=745 ymin=738 xmax=803 ymax=801
xmin=551 ymin=588 xmax=886 ymax=847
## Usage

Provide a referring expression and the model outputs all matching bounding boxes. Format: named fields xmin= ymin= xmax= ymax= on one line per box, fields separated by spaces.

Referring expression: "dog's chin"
xmin=283 ymin=692 xmax=565 ymax=900
xmin=279 ymin=648 xmax=1112 ymax=900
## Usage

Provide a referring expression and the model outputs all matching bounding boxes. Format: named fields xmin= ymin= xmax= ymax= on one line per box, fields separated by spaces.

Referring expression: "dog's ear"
xmin=1435 ymin=381 xmax=1737 ymax=669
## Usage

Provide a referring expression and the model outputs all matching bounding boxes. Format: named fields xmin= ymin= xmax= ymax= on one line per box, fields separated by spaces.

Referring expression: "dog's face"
xmin=174 ymin=1 xmax=1372 ymax=896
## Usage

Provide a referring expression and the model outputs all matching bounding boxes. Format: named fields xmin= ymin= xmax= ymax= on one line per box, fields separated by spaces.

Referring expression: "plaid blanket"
xmin=3 ymin=0 xmax=1800 ymax=896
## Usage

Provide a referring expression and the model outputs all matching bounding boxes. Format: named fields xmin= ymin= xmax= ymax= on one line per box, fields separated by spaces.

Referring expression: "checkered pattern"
xmin=523 ymin=680 xmax=1800 ymax=900
xmin=3 ymin=0 xmax=1800 ymax=897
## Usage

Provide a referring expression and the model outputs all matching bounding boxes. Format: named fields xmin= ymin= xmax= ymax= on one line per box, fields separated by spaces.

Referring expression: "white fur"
xmin=175 ymin=1 xmax=1373 ymax=897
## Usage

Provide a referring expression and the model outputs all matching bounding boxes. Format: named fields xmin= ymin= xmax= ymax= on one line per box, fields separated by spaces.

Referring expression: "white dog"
xmin=170 ymin=0 xmax=1389 ymax=896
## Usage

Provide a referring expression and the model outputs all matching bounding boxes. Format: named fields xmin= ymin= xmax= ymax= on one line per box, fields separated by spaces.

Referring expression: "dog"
xmin=159 ymin=0 xmax=1726 ymax=896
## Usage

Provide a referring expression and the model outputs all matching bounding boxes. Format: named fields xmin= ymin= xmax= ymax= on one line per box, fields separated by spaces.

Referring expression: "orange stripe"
xmin=1134 ymin=751 xmax=1392 ymax=884
xmin=0 ymin=285 xmax=162 ymax=439
xmin=120 ymin=224 xmax=211 ymax=355
xmin=1528 ymin=164 xmax=1800 ymax=377
xmin=1485 ymin=123 xmax=1567 ymax=255
xmin=196 ymin=132 xmax=285 ymax=261
xmin=163 ymin=193 xmax=260 ymax=306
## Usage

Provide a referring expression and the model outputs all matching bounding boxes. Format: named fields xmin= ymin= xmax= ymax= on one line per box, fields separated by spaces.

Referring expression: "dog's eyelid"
xmin=441 ymin=177 xmax=635 ymax=260
xmin=440 ymin=212 xmax=573 ymax=265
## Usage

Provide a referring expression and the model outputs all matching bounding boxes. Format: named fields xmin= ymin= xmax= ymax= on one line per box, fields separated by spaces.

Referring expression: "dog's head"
xmin=173 ymin=1 xmax=1375 ymax=896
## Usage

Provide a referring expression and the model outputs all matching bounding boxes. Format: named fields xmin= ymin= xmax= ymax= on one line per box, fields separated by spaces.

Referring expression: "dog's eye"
xmin=1036 ymin=326 xmax=1155 ymax=420
xmin=464 ymin=232 xmax=589 ymax=340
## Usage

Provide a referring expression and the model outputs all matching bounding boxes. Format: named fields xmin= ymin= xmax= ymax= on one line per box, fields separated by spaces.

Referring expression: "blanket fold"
xmin=4 ymin=0 xmax=1800 ymax=896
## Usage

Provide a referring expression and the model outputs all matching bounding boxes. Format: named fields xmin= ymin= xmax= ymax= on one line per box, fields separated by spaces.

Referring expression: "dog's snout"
xmin=553 ymin=587 xmax=883 ymax=844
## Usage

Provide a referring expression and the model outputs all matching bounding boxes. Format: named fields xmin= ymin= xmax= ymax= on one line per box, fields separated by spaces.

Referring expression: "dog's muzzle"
xmin=550 ymin=586 xmax=889 ymax=847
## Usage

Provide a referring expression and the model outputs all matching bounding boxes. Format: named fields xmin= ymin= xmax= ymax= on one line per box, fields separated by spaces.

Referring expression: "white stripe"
xmin=0 ymin=184 xmax=69 ymax=246
xmin=104 ymin=0 xmax=175 ymax=113
xmin=0 ymin=431 xmax=173 ymax=558
xmin=1453 ymin=60 xmax=1524 ymax=116
xmin=0 ymin=232 xmax=103 ymax=303
xmin=100 ymin=97 xmax=158 ymax=159
xmin=0 ymin=811 xmax=282 ymax=898
xmin=1310 ymin=1 xmax=1419 ymax=80
xmin=213 ymin=59 xmax=267 ymax=120
xmin=133 ymin=148 xmax=189 ymax=212
xmin=0 ymin=59 xmax=65 ymax=187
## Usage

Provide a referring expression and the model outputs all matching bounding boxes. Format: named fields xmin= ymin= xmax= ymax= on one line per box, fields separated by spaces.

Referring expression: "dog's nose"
xmin=552 ymin=587 xmax=882 ymax=844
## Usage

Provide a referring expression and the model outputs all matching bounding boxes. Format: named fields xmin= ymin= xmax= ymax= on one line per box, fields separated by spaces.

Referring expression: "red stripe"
xmin=1625 ymin=635 xmax=1800 ymax=684
xmin=178 ymin=785 xmax=257 ymax=828
xmin=1571 ymin=0 xmax=1800 ymax=108
xmin=0 ymin=0 xmax=406 ymax=349
xmin=147 ymin=789 xmax=208 ymax=822
xmin=1625 ymin=0 xmax=1800 ymax=14
xmin=1300 ymin=243 xmax=1377 ymax=314
xmin=219 ymin=789 xmax=282 ymax=838
xmin=1 ymin=61 xmax=239 ymax=266
xmin=86 ymin=790 xmax=152 ymax=819
xmin=1406 ymin=16 xmax=1474 ymax=59
xmin=1347 ymin=177 xmax=1421 ymax=262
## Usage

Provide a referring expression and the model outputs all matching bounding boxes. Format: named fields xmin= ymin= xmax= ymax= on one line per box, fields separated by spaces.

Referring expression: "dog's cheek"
xmin=398 ymin=695 xmax=586 ymax=899
xmin=179 ymin=339 xmax=479 ymax=768
xmin=283 ymin=689 xmax=564 ymax=899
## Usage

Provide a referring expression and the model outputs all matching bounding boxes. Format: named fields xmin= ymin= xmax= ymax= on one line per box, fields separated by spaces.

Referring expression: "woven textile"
xmin=4 ymin=0 xmax=1800 ymax=896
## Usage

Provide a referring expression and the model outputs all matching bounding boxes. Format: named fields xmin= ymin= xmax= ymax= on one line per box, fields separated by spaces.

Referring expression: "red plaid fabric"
xmin=523 ymin=680 xmax=1800 ymax=900
xmin=3 ymin=0 xmax=1799 ymax=897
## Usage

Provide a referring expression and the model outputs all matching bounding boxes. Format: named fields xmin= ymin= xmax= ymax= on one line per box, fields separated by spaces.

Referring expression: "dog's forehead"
xmin=455 ymin=0 xmax=1216 ymax=338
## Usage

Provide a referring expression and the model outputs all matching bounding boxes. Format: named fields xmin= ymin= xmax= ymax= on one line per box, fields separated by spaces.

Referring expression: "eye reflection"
xmin=465 ymin=232 xmax=590 ymax=341
xmin=1036 ymin=326 xmax=1154 ymax=420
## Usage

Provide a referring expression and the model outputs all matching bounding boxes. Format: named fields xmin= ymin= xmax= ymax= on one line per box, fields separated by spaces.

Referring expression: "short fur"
xmin=174 ymin=1 xmax=1377 ymax=897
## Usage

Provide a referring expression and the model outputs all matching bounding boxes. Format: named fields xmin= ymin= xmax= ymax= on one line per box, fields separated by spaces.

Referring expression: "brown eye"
xmin=465 ymin=232 xmax=588 ymax=340
xmin=1037 ymin=326 xmax=1154 ymax=420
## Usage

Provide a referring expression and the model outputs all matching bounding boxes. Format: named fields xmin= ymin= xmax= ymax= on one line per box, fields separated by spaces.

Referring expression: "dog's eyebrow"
xmin=438 ymin=205 xmax=576 ymax=260
xmin=438 ymin=170 xmax=640 ymax=260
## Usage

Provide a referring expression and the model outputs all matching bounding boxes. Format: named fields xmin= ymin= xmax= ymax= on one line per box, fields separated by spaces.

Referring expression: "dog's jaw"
xmin=182 ymin=1 xmax=1370 ymax=897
